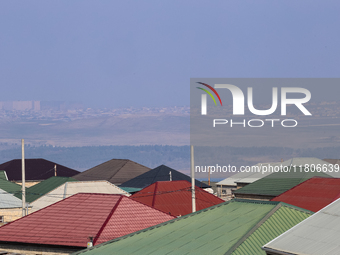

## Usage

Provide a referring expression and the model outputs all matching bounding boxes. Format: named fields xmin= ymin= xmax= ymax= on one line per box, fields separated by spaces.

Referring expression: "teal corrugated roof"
xmin=71 ymin=199 xmax=312 ymax=255
xmin=119 ymin=187 xmax=142 ymax=193
xmin=17 ymin=176 xmax=77 ymax=202
xmin=234 ymin=168 xmax=331 ymax=197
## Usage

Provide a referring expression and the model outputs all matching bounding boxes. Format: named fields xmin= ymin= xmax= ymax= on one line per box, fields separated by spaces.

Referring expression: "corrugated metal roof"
xmin=30 ymin=180 xmax=130 ymax=212
xmin=0 ymin=187 xmax=22 ymax=209
xmin=73 ymin=159 xmax=150 ymax=185
xmin=0 ymin=193 xmax=174 ymax=248
xmin=130 ymin=180 xmax=224 ymax=216
xmin=0 ymin=171 xmax=8 ymax=181
xmin=14 ymin=176 xmax=77 ymax=203
xmin=234 ymin=168 xmax=331 ymax=197
xmin=232 ymin=205 xmax=310 ymax=255
xmin=0 ymin=158 xmax=79 ymax=181
xmin=272 ymin=177 xmax=340 ymax=212
xmin=119 ymin=187 xmax=142 ymax=193
xmin=121 ymin=165 xmax=209 ymax=189
xmin=0 ymin=178 xmax=21 ymax=197
xmin=263 ymin=197 xmax=340 ymax=255
xmin=72 ymin=199 xmax=312 ymax=255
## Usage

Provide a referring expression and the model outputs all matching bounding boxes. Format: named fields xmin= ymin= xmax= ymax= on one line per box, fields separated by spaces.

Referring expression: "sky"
xmin=1 ymin=1 xmax=340 ymax=109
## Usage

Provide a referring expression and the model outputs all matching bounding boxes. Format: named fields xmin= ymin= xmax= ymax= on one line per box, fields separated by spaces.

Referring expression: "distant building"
xmin=73 ymin=159 xmax=151 ymax=186
xmin=0 ymin=158 xmax=80 ymax=187
xmin=120 ymin=164 xmax=210 ymax=189
xmin=0 ymin=101 xmax=40 ymax=111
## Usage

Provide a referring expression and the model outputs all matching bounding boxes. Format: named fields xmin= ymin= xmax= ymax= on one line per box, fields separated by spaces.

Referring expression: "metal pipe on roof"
xmin=190 ymin=145 xmax=196 ymax=213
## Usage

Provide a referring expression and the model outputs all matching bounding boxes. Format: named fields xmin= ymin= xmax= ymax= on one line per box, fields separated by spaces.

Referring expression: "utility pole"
xmin=191 ymin=145 xmax=196 ymax=213
xmin=54 ymin=164 xmax=57 ymax=176
xmin=208 ymin=167 xmax=211 ymax=186
xmin=21 ymin=139 xmax=26 ymax=217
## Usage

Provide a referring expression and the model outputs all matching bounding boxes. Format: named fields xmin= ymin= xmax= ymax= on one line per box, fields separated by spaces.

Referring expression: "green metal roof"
xmin=0 ymin=178 xmax=22 ymax=197
xmin=234 ymin=168 xmax=331 ymax=197
xmin=231 ymin=204 xmax=311 ymax=255
xmin=17 ymin=176 xmax=77 ymax=202
xmin=72 ymin=199 xmax=312 ymax=255
xmin=0 ymin=171 xmax=8 ymax=181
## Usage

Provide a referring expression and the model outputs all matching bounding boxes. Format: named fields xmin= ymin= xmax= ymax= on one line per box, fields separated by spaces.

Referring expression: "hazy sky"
xmin=1 ymin=1 xmax=339 ymax=108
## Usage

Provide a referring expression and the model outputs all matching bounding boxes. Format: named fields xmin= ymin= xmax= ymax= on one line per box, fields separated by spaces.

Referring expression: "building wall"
xmin=217 ymin=185 xmax=236 ymax=201
xmin=0 ymin=243 xmax=83 ymax=255
xmin=15 ymin=181 xmax=41 ymax=187
xmin=0 ymin=207 xmax=32 ymax=223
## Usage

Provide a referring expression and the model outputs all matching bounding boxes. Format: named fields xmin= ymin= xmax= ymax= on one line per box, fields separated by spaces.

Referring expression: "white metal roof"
xmin=0 ymin=187 xmax=22 ymax=209
xmin=216 ymin=162 xmax=280 ymax=186
xmin=263 ymin=197 xmax=340 ymax=255
xmin=30 ymin=180 xmax=130 ymax=212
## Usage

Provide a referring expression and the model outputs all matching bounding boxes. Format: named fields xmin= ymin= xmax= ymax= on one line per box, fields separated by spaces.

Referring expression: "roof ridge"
xmin=106 ymin=160 xmax=130 ymax=182
xmin=93 ymin=195 xmax=124 ymax=245
xmin=81 ymin=159 xmax=128 ymax=173
xmin=224 ymin=203 xmax=282 ymax=255
xmin=278 ymin=202 xmax=315 ymax=214
xmin=151 ymin=182 xmax=158 ymax=207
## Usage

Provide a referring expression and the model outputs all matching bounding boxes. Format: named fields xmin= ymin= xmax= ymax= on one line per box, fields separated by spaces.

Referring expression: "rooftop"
xmin=121 ymin=164 xmax=209 ymax=189
xmin=73 ymin=159 xmax=150 ymax=185
xmin=131 ymin=180 xmax=224 ymax=216
xmin=263 ymin=197 xmax=340 ymax=255
xmin=272 ymin=177 xmax=340 ymax=212
xmin=73 ymin=199 xmax=312 ymax=255
xmin=0 ymin=158 xmax=79 ymax=181
xmin=0 ymin=193 xmax=174 ymax=248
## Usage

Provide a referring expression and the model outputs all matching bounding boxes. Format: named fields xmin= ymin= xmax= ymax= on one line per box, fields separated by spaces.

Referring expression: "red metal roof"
xmin=271 ymin=177 xmax=340 ymax=212
xmin=130 ymin=180 xmax=224 ymax=217
xmin=0 ymin=193 xmax=174 ymax=247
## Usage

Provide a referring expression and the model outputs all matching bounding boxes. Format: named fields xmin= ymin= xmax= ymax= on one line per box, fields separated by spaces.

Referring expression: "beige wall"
xmin=0 ymin=207 xmax=32 ymax=224
xmin=15 ymin=181 xmax=41 ymax=187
